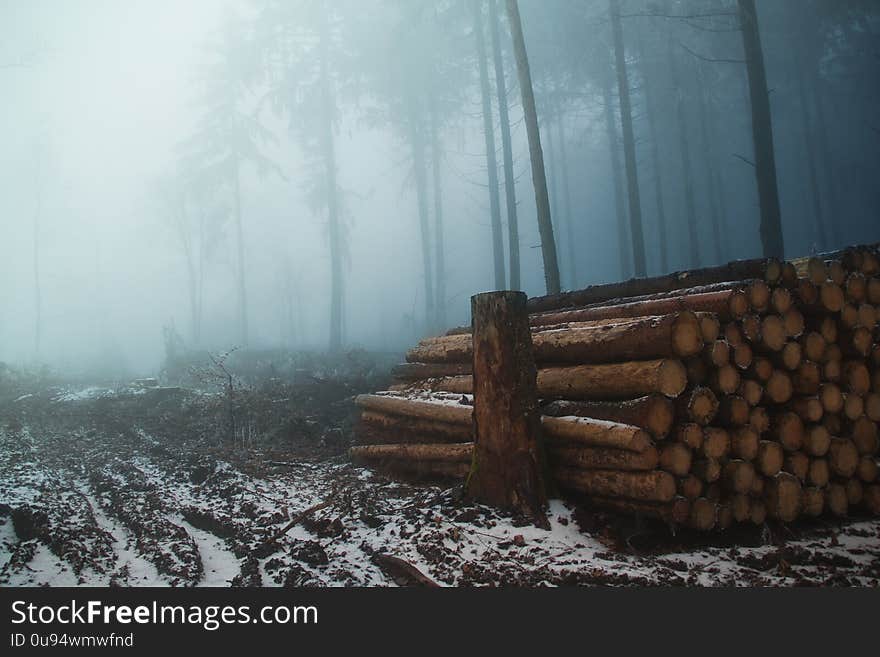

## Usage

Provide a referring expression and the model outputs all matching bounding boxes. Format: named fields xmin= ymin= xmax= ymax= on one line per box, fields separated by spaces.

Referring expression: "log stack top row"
xmin=351 ymin=244 xmax=880 ymax=530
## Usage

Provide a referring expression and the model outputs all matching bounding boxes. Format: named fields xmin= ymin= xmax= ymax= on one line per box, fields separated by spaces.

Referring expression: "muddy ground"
xmin=1 ymin=362 xmax=879 ymax=587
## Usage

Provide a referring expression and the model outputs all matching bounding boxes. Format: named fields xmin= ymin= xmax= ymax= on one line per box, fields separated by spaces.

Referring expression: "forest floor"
xmin=1 ymin=363 xmax=879 ymax=587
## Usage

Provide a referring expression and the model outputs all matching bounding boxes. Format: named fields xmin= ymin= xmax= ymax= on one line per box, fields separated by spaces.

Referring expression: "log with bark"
xmin=540 ymin=395 xmax=674 ymax=438
xmin=553 ymin=467 xmax=677 ymax=502
xmin=408 ymin=312 xmax=704 ymax=364
xmin=526 ymin=258 xmax=782 ymax=313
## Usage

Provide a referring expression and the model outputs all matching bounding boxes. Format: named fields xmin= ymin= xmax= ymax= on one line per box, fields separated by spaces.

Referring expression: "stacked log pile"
xmin=350 ymin=244 xmax=880 ymax=530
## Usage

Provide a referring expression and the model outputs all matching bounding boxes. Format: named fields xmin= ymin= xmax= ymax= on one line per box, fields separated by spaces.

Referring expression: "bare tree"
xmin=609 ymin=0 xmax=647 ymax=277
xmin=737 ymin=0 xmax=785 ymax=258
xmin=473 ymin=0 xmax=506 ymax=290
xmin=504 ymin=0 xmax=560 ymax=294
xmin=488 ymin=0 xmax=521 ymax=290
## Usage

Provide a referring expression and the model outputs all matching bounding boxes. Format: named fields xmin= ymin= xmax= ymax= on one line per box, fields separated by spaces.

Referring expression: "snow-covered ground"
xmin=1 ymin=385 xmax=879 ymax=587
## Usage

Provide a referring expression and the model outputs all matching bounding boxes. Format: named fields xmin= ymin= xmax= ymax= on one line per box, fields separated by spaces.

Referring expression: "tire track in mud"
xmin=86 ymin=461 xmax=204 ymax=586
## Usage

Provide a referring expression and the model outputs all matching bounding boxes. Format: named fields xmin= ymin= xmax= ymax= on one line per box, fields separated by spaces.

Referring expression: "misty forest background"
xmin=1 ymin=0 xmax=878 ymax=378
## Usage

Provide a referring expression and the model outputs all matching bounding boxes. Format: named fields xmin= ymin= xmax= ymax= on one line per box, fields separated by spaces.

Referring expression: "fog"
xmin=2 ymin=0 xmax=878 ymax=377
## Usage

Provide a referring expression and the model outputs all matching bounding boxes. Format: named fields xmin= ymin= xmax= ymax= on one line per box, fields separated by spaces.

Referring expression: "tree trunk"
xmin=489 ymin=0 xmax=520 ymax=290
xmin=555 ymin=110 xmax=577 ymax=287
xmin=636 ymin=30 xmax=669 ymax=274
xmin=545 ymin=103 xmax=559 ymax=238
xmin=810 ymin=72 xmax=841 ymax=247
xmin=428 ymin=91 xmax=447 ymax=327
xmin=33 ymin=165 xmax=42 ymax=358
xmin=695 ymin=62 xmax=724 ymax=264
xmin=232 ymin=163 xmax=248 ymax=347
xmin=795 ymin=60 xmax=828 ymax=250
xmin=196 ymin=207 xmax=206 ymax=344
xmin=504 ymin=0 xmax=561 ymax=294
xmin=737 ymin=0 xmax=785 ymax=259
xmin=667 ymin=35 xmax=700 ymax=268
xmin=602 ymin=64 xmax=631 ymax=279
xmin=467 ymin=291 xmax=548 ymax=525
xmin=319 ymin=6 xmax=343 ymax=350
xmin=176 ymin=198 xmax=199 ymax=345
xmin=405 ymin=90 xmax=436 ymax=330
xmin=610 ymin=0 xmax=647 ymax=277
xmin=473 ymin=0 xmax=506 ymax=290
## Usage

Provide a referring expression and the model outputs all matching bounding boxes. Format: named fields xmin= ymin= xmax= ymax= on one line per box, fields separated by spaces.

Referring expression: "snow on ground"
xmin=1 ymin=384 xmax=879 ymax=587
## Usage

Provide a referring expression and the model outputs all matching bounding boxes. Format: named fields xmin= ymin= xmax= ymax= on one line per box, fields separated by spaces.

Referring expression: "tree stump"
xmin=466 ymin=291 xmax=549 ymax=526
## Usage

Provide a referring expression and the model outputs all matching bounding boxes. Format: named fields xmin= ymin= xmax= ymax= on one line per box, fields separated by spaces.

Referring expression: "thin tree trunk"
xmin=602 ymin=66 xmax=631 ymax=279
xmin=406 ymin=91 xmax=436 ymax=330
xmin=473 ymin=0 xmax=506 ymax=290
xmin=504 ymin=0 xmax=560 ymax=294
xmin=232 ymin=163 xmax=248 ymax=347
xmin=544 ymin=110 xmax=559 ymax=239
xmin=428 ymin=93 xmax=446 ymax=327
xmin=704 ymin=85 xmax=730 ymax=265
xmin=489 ymin=0 xmax=520 ymax=290
xmin=667 ymin=36 xmax=701 ymax=269
xmin=555 ymin=110 xmax=577 ymax=287
xmin=177 ymin=198 xmax=199 ymax=345
xmin=695 ymin=63 xmax=723 ymax=264
xmin=636 ymin=30 xmax=668 ymax=274
xmin=609 ymin=0 xmax=647 ymax=277
xmin=319 ymin=5 xmax=343 ymax=350
xmin=796 ymin=62 xmax=828 ymax=250
xmin=33 ymin=167 xmax=41 ymax=358
xmin=737 ymin=0 xmax=785 ymax=258
xmin=810 ymin=74 xmax=841 ymax=247
xmin=196 ymin=207 xmax=205 ymax=344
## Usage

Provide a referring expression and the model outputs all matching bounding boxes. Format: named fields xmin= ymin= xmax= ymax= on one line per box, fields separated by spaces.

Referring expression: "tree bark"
xmin=737 ymin=0 xmax=785 ymax=258
xmin=351 ymin=443 xmax=473 ymax=463
xmin=554 ymin=467 xmax=676 ymax=503
xmin=610 ymin=0 xmax=647 ymax=277
xmin=547 ymin=445 xmax=659 ymax=471
xmin=505 ymin=0 xmax=561 ymax=294
xmin=407 ymin=312 xmax=703 ymax=364
xmin=537 ymin=359 xmax=687 ymax=400
xmin=541 ymin=394 xmax=673 ymax=438
xmin=473 ymin=0 xmax=506 ymax=289
xmin=541 ymin=416 xmax=651 ymax=452
xmin=530 ymin=290 xmax=741 ymax=327
xmin=527 ymin=256 xmax=781 ymax=313
xmin=467 ymin=291 xmax=548 ymax=524
xmin=355 ymin=411 xmax=472 ymax=444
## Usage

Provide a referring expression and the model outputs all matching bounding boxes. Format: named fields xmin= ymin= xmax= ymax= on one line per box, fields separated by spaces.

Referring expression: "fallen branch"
xmin=372 ymin=553 xmax=440 ymax=587
xmin=263 ymin=489 xmax=339 ymax=550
